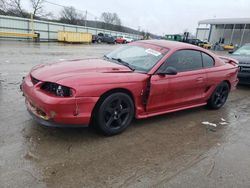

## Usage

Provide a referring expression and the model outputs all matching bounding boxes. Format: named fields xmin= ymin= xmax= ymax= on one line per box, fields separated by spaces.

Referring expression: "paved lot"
xmin=0 ymin=41 xmax=250 ymax=188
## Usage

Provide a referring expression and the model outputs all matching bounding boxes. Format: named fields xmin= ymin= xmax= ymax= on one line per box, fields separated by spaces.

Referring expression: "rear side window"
xmin=202 ymin=53 xmax=214 ymax=68
xmin=162 ymin=50 xmax=203 ymax=72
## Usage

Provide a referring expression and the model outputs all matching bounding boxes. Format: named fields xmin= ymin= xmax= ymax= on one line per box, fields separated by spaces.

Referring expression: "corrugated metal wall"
xmin=0 ymin=15 xmax=141 ymax=41
xmin=196 ymin=28 xmax=209 ymax=41
xmin=197 ymin=23 xmax=250 ymax=46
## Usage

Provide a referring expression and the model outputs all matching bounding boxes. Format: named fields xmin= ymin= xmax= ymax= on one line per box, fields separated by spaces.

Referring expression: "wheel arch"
xmin=90 ymin=88 xmax=136 ymax=125
xmin=223 ymin=80 xmax=231 ymax=90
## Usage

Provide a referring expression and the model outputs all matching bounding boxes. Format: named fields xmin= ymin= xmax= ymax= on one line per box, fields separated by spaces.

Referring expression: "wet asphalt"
xmin=0 ymin=41 xmax=250 ymax=188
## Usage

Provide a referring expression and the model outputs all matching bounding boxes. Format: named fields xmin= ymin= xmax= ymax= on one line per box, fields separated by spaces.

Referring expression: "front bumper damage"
xmin=20 ymin=75 xmax=99 ymax=127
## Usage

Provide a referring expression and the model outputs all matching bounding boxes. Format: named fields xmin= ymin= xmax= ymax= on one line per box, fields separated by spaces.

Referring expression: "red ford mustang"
xmin=21 ymin=40 xmax=239 ymax=135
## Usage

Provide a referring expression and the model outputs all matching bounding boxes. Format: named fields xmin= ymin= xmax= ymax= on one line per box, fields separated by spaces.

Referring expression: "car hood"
xmin=230 ymin=55 xmax=250 ymax=66
xmin=30 ymin=58 xmax=147 ymax=86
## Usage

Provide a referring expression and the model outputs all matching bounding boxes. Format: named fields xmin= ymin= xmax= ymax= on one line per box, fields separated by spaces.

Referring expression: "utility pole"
xmin=85 ymin=10 xmax=87 ymax=27
xmin=31 ymin=13 xmax=34 ymax=33
xmin=95 ymin=17 xmax=97 ymax=30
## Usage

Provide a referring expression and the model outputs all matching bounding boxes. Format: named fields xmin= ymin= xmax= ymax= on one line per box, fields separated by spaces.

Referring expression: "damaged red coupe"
xmin=21 ymin=40 xmax=239 ymax=135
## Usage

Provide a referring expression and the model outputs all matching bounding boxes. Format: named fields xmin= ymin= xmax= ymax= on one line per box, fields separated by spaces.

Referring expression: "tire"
xmin=95 ymin=92 xmax=134 ymax=136
xmin=123 ymin=40 xmax=127 ymax=44
xmin=207 ymin=82 xmax=230 ymax=109
xmin=97 ymin=39 xmax=102 ymax=43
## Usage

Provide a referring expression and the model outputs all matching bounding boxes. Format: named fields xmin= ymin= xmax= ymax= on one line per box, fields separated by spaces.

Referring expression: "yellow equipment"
xmin=0 ymin=31 xmax=38 ymax=38
xmin=58 ymin=31 xmax=92 ymax=43
xmin=223 ymin=44 xmax=235 ymax=50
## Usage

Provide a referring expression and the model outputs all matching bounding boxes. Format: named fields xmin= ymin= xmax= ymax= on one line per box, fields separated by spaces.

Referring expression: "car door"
xmin=103 ymin=34 xmax=108 ymax=42
xmin=147 ymin=49 xmax=207 ymax=113
xmin=201 ymin=52 xmax=219 ymax=96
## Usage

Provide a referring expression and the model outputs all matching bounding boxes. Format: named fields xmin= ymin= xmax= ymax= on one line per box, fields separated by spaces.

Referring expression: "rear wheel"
xmin=207 ymin=82 xmax=230 ymax=109
xmin=97 ymin=39 xmax=102 ymax=43
xmin=95 ymin=93 xmax=134 ymax=136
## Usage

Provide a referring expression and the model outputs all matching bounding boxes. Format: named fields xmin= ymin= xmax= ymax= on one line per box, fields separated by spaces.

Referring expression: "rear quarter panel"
xmin=204 ymin=58 xmax=239 ymax=100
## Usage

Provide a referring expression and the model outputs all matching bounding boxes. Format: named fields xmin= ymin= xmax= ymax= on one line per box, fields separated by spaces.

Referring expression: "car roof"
xmin=136 ymin=40 xmax=201 ymax=50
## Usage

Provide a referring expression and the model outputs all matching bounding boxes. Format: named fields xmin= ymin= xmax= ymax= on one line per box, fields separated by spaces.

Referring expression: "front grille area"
xmin=31 ymin=75 xmax=40 ymax=85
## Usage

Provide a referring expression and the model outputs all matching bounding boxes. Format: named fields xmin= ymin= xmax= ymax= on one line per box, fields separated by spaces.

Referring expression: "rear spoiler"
xmin=219 ymin=56 xmax=239 ymax=66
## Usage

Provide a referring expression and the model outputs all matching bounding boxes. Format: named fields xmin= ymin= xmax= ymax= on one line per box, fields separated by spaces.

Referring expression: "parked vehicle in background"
xmin=21 ymin=40 xmax=239 ymax=136
xmin=123 ymin=36 xmax=134 ymax=43
xmin=201 ymin=42 xmax=212 ymax=49
xmin=92 ymin=33 xmax=116 ymax=44
xmin=163 ymin=34 xmax=183 ymax=42
xmin=115 ymin=36 xmax=134 ymax=44
xmin=223 ymin=44 xmax=235 ymax=51
xmin=229 ymin=43 xmax=250 ymax=85
xmin=185 ymin=38 xmax=204 ymax=46
xmin=163 ymin=33 xmax=211 ymax=49
xmin=115 ymin=36 xmax=126 ymax=44
xmin=92 ymin=35 xmax=101 ymax=43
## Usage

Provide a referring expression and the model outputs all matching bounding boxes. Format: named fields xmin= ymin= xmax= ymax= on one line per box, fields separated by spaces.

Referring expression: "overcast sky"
xmin=22 ymin=0 xmax=250 ymax=35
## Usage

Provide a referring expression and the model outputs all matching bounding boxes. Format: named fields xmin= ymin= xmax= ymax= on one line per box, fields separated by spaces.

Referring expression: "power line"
xmin=43 ymin=0 xmax=144 ymax=35
xmin=43 ymin=0 xmax=100 ymax=21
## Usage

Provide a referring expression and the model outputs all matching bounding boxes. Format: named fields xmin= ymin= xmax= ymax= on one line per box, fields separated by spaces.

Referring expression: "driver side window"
xmin=159 ymin=50 xmax=203 ymax=73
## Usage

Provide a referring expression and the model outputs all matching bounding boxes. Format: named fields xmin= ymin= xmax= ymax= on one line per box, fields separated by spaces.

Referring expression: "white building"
xmin=196 ymin=18 xmax=250 ymax=46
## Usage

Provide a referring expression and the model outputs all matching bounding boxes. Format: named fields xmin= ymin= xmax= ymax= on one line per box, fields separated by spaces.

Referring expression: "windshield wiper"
xmin=103 ymin=55 xmax=110 ymax=59
xmin=111 ymin=58 xmax=135 ymax=71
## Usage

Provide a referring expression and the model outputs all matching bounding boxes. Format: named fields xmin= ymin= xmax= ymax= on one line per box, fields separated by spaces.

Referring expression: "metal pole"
xmin=240 ymin=24 xmax=247 ymax=47
xmin=47 ymin=23 xmax=50 ymax=41
xmin=196 ymin=24 xmax=200 ymax=38
xmin=222 ymin=24 xmax=226 ymax=39
xmin=230 ymin=24 xmax=236 ymax=44
xmin=85 ymin=10 xmax=87 ymax=28
xmin=208 ymin=24 xmax=213 ymax=42
xmin=31 ymin=13 xmax=34 ymax=34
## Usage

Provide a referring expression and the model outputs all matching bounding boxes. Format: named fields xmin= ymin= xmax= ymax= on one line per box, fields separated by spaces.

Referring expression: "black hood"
xmin=230 ymin=55 xmax=250 ymax=66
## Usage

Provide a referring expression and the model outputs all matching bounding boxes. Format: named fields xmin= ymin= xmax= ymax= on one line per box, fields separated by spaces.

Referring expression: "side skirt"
xmin=137 ymin=102 xmax=207 ymax=119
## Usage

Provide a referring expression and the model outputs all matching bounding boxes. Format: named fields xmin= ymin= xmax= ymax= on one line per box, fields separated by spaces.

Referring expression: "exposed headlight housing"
xmin=41 ymin=82 xmax=73 ymax=97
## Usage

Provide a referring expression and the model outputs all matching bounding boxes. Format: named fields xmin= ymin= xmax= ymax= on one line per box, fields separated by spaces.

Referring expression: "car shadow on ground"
xmin=22 ymin=104 xmax=226 ymax=143
xmin=21 ymin=85 xmax=250 ymax=145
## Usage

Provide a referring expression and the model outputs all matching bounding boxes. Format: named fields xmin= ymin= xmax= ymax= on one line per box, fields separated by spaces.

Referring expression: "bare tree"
xmin=101 ymin=12 xmax=121 ymax=26
xmin=30 ymin=0 xmax=44 ymax=17
xmin=0 ymin=0 xmax=5 ymax=8
xmin=0 ymin=0 xmax=6 ymax=14
xmin=59 ymin=6 xmax=84 ymax=25
xmin=2 ymin=0 xmax=27 ymax=17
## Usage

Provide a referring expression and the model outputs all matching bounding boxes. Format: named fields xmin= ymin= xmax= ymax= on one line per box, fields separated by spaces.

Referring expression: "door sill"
xmin=137 ymin=103 xmax=207 ymax=119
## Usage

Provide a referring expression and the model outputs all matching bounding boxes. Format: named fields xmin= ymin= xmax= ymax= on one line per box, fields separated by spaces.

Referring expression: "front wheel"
xmin=207 ymin=82 xmax=230 ymax=109
xmin=95 ymin=93 xmax=134 ymax=136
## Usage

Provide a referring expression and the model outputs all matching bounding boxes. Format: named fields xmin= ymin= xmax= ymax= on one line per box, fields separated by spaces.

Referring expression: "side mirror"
xmin=157 ymin=66 xmax=178 ymax=76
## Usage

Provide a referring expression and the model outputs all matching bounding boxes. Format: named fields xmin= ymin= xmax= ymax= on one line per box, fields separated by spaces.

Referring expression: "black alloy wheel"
xmin=207 ymin=82 xmax=230 ymax=109
xmin=96 ymin=93 xmax=134 ymax=136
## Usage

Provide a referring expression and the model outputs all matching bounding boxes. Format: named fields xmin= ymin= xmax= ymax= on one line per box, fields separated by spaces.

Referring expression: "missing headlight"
xmin=41 ymin=82 xmax=72 ymax=97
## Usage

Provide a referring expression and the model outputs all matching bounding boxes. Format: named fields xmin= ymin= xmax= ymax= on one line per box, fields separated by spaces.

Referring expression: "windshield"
xmin=233 ymin=45 xmax=250 ymax=56
xmin=105 ymin=45 xmax=165 ymax=72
